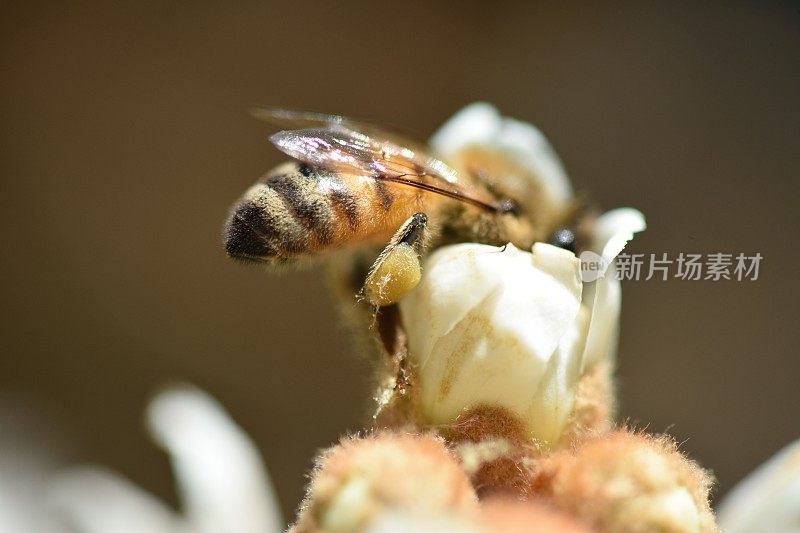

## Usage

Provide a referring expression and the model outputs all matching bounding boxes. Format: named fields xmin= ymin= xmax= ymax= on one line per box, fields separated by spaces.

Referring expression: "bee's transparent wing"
xmin=252 ymin=105 xmax=434 ymax=155
xmin=270 ymin=126 xmax=502 ymax=212
xmin=269 ymin=127 xmax=414 ymax=178
xmin=251 ymin=106 xmax=351 ymax=129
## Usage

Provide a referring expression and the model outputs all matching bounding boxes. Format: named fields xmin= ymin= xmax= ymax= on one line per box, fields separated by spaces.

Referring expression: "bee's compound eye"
xmin=549 ymin=227 xmax=576 ymax=253
xmin=297 ymin=163 xmax=314 ymax=177
xmin=498 ymin=199 xmax=519 ymax=215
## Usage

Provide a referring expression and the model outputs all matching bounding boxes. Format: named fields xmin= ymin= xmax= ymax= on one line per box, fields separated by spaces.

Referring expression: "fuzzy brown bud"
xmin=291 ymin=432 xmax=477 ymax=533
xmin=478 ymin=498 xmax=594 ymax=533
xmin=532 ymin=430 xmax=716 ymax=533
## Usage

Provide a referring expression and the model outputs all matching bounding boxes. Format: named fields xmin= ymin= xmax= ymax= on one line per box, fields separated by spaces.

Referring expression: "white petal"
xmin=592 ymin=208 xmax=647 ymax=269
xmin=0 ymin=451 xmax=65 ymax=533
xmin=526 ymin=305 xmax=590 ymax=445
xmin=430 ymin=102 xmax=573 ymax=209
xmin=581 ymin=208 xmax=646 ymax=370
xmin=581 ymin=271 xmax=622 ymax=371
xmin=717 ymin=438 xmax=800 ymax=533
xmin=495 ymin=117 xmax=572 ymax=208
xmin=400 ymin=243 xmax=583 ymax=446
xmin=146 ymin=386 xmax=282 ymax=533
xmin=428 ymin=102 xmax=501 ymax=155
xmin=49 ymin=467 xmax=182 ymax=533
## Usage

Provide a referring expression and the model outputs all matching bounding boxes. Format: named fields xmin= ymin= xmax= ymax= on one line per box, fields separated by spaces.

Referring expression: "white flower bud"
xmin=399 ymin=242 xmax=587 ymax=447
xmin=397 ymin=218 xmax=644 ymax=449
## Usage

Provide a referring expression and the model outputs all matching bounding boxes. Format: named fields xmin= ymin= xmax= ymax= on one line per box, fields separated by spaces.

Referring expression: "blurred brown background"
xmin=2 ymin=0 xmax=799 ymax=519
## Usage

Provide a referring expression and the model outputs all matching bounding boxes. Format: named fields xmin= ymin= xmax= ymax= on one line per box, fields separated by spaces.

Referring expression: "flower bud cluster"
xmin=293 ymin=104 xmax=717 ymax=532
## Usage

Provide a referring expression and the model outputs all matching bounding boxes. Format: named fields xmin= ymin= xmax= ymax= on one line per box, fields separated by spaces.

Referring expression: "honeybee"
xmin=224 ymin=106 xmax=591 ymax=307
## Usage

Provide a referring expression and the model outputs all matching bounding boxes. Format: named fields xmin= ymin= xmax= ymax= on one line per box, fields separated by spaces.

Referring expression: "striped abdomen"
xmin=224 ymin=162 xmax=424 ymax=261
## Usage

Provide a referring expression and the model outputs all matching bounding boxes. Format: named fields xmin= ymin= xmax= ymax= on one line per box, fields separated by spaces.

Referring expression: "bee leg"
xmin=362 ymin=213 xmax=428 ymax=307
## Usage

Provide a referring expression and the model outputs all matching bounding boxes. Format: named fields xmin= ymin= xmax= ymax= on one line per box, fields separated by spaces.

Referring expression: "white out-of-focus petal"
xmin=400 ymin=243 xmax=584 ymax=446
xmin=717 ymin=437 xmax=800 ymax=533
xmin=146 ymin=386 xmax=282 ymax=533
xmin=0 ymin=403 xmax=68 ymax=533
xmin=49 ymin=467 xmax=181 ymax=533
xmin=581 ymin=208 xmax=646 ymax=370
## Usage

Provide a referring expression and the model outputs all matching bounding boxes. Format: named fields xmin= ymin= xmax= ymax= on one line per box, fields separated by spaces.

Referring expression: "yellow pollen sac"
xmin=364 ymin=244 xmax=422 ymax=307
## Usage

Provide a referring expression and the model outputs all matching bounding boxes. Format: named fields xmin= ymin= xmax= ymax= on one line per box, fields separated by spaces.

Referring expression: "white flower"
xmin=717 ymin=437 xmax=800 ymax=533
xmin=50 ymin=386 xmax=282 ymax=533
xmin=430 ymin=101 xmax=573 ymax=222
xmin=398 ymin=104 xmax=645 ymax=447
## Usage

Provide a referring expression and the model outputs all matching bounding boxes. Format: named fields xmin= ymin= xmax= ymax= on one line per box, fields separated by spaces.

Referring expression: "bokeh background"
xmin=2 ymin=0 xmax=799 ymax=521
